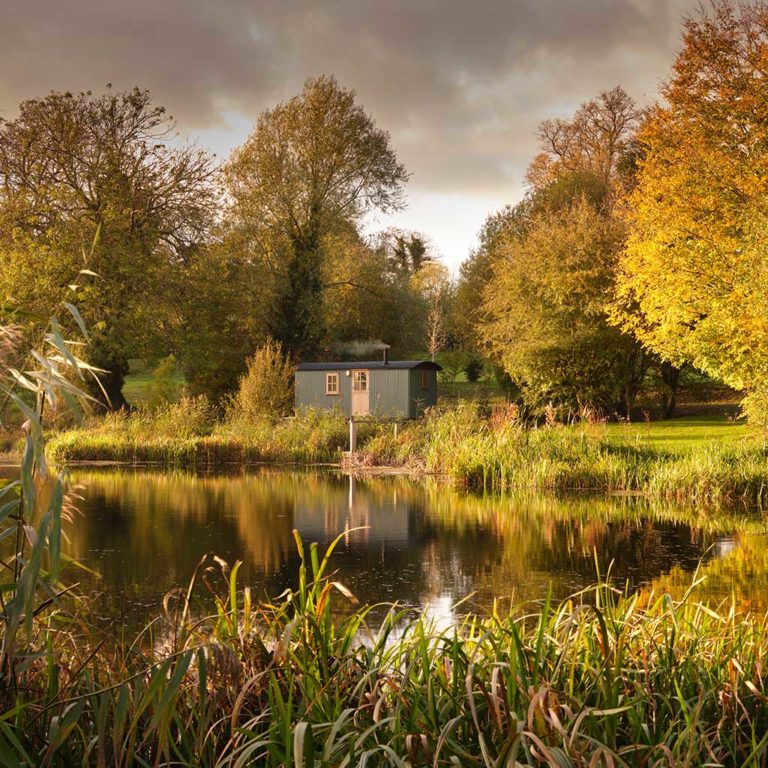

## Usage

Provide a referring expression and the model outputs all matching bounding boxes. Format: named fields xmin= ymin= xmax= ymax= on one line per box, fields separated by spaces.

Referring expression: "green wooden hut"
xmin=295 ymin=356 xmax=441 ymax=419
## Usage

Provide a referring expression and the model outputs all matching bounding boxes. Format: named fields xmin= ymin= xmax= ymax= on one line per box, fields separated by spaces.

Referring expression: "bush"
xmin=439 ymin=350 xmax=468 ymax=385
xmin=741 ymin=387 xmax=768 ymax=431
xmin=493 ymin=364 xmax=520 ymax=398
xmin=231 ymin=339 xmax=294 ymax=420
xmin=464 ymin=356 xmax=484 ymax=382
xmin=146 ymin=354 xmax=183 ymax=408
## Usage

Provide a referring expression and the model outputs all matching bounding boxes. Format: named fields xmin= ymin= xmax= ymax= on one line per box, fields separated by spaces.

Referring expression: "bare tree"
xmin=526 ymin=86 xmax=640 ymax=190
xmin=426 ymin=293 xmax=448 ymax=362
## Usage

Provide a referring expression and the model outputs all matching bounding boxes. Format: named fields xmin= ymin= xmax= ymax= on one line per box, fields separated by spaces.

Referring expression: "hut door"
xmin=351 ymin=370 xmax=369 ymax=415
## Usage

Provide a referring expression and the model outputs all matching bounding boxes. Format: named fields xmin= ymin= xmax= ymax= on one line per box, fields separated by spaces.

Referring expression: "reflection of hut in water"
xmin=293 ymin=476 xmax=411 ymax=546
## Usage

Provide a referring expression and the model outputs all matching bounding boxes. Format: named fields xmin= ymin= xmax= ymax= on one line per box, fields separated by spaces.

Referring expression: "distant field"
xmin=437 ymin=378 xmax=506 ymax=403
xmin=122 ymin=373 xmax=155 ymax=405
xmin=604 ymin=414 xmax=758 ymax=454
xmin=123 ymin=371 xmax=185 ymax=406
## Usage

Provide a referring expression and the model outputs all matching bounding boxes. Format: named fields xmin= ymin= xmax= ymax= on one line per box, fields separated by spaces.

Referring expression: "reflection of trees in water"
xmin=410 ymin=486 xmax=760 ymax=608
xmin=64 ymin=470 xmax=432 ymax=618
xmin=68 ymin=470 xmax=303 ymax=578
xmin=55 ymin=469 xmax=768 ymax=629
xmin=649 ymin=533 xmax=768 ymax=611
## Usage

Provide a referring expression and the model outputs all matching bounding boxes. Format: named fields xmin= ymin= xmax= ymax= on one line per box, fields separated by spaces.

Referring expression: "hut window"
xmin=420 ymin=370 xmax=429 ymax=390
xmin=326 ymin=372 xmax=340 ymax=395
xmin=352 ymin=370 xmax=368 ymax=392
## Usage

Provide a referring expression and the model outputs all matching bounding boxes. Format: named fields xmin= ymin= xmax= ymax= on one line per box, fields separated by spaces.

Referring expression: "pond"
xmin=3 ymin=466 xmax=768 ymax=629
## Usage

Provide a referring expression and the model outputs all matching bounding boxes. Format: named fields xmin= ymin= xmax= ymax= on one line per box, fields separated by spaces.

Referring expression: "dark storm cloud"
xmin=1 ymin=0 xmax=698 ymax=199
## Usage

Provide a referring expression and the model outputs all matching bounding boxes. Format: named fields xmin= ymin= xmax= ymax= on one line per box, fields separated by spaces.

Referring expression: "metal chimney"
xmin=383 ymin=346 xmax=390 ymax=365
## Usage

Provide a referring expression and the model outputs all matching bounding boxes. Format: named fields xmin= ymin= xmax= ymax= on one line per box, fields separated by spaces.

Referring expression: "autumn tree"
xmin=224 ymin=76 xmax=408 ymax=358
xmin=321 ymin=224 xmax=425 ymax=356
xmin=0 ymin=87 xmax=217 ymax=408
xmin=459 ymin=86 xmax=639 ymax=358
xmin=176 ymin=237 xmax=270 ymax=402
xmin=408 ymin=260 xmax=451 ymax=360
xmin=613 ymin=0 xmax=768 ymax=419
xmin=526 ymin=85 xmax=640 ymax=195
xmin=453 ymin=201 xmax=536 ymax=367
xmin=482 ymin=188 xmax=648 ymax=416
xmin=378 ymin=228 xmax=433 ymax=274
xmin=457 ymin=85 xmax=658 ymax=415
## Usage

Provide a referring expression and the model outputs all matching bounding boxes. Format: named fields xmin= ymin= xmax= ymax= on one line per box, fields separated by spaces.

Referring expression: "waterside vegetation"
xmin=5 ymin=529 xmax=768 ymax=766
xmin=4 ymin=328 xmax=768 ymax=764
xmin=43 ymin=400 xmax=768 ymax=506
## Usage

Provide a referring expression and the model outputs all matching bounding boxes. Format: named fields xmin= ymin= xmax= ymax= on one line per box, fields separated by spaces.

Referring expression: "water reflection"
xmin=3 ymin=466 xmax=767 ymax=628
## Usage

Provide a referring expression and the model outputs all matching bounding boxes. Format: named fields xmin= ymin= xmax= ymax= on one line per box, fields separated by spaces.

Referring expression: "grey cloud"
xmin=0 ymin=0 xmax=700 ymax=201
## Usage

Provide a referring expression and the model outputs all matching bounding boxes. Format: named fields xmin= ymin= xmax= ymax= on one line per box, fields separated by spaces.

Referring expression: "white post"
xmin=393 ymin=421 xmax=399 ymax=439
xmin=348 ymin=418 xmax=357 ymax=453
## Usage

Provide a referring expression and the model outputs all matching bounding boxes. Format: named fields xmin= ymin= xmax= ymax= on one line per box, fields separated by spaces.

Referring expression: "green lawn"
xmin=122 ymin=371 xmax=185 ymax=406
xmin=604 ymin=413 xmax=757 ymax=454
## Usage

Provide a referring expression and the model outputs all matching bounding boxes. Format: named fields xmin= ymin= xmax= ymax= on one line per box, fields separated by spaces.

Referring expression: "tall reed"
xmin=4 ymin=535 xmax=768 ymax=766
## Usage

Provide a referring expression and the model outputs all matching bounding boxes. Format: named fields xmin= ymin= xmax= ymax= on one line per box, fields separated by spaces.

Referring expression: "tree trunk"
xmin=97 ymin=367 xmax=128 ymax=411
xmin=660 ymin=362 xmax=681 ymax=419
xmin=271 ymin=217 xmax=324 ymax=358
xmin=622 ymin=345 xmax=650 ymax=420
xmin=88 ymin=351 xmax=129 ymax=411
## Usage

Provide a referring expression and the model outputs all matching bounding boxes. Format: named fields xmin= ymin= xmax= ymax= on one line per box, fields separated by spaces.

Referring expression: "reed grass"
xmin=5 ymin=534 xmax=768 ymax=766
xmin=358 ymin=405 xmax=768 ymax=504
xmin=10 ymin=315 xmax=768 ymax=764
xmin=47 ymin=405 xmax=379 ymax=466
xmin=47 ymin=402 xmax=768 ymax=504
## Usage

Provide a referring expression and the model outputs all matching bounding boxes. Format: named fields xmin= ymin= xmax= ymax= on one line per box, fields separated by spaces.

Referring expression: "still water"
xmin=4 ymin=467 xmax=768 ymax=628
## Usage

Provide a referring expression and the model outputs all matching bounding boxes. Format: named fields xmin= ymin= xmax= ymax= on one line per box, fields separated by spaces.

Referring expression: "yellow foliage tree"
xmin=482 ymin=197 xmax=647 ymax=416
xmin=613 ymin=1 xmax=768 ymax=418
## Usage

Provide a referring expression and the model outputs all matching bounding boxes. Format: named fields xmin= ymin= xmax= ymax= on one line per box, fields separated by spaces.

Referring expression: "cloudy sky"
xmin=1 ymin=0 xmax=699 ymax=271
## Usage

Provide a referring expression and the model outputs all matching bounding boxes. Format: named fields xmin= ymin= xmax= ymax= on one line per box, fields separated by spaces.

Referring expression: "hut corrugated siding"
xmin=294 ymin=370 xmax=352 ymax=414
xmin=294 ymin=360 xmax=440 ymax=419
xmin=370 ymin=369 xmax=410 ymax=417
xmin=408 ymin=368 xmax=437 ymax=417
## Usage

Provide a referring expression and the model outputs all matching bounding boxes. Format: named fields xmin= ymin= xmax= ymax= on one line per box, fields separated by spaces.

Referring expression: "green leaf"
xmin=64 ymin=302 xmax=90 ymax=342
xmin=294 ymin=722 xmax=315 ymax=768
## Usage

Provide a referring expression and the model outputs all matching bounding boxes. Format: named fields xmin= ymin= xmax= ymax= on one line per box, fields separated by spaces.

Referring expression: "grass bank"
xmin=47 ymin=399 xmax=381 ymax=466
xmin=5 ymin=534 xmax=768 ymax=766
xmin=46 ymin=400 xmax=768 ymax=504
xmin=354 ymin=406 xmax=768 ymax=505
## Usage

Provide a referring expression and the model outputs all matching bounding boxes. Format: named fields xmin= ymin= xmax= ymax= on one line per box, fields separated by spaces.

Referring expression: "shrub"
xmin=231 ymin=339 xmax=294 ymax=420
xmin=146 ymin=354 xmax=183 ymax=407
xmin=439 ymin=349 xmax=468 ymax=385
xmin=464 ymin=355 xmax=484 ymax=382
xmin=741 ymin=387 xmax=768 ymax=431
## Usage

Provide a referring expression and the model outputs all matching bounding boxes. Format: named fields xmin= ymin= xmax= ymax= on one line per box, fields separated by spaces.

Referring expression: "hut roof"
xmin=296 ymin=360 xmax=442 ymax=371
